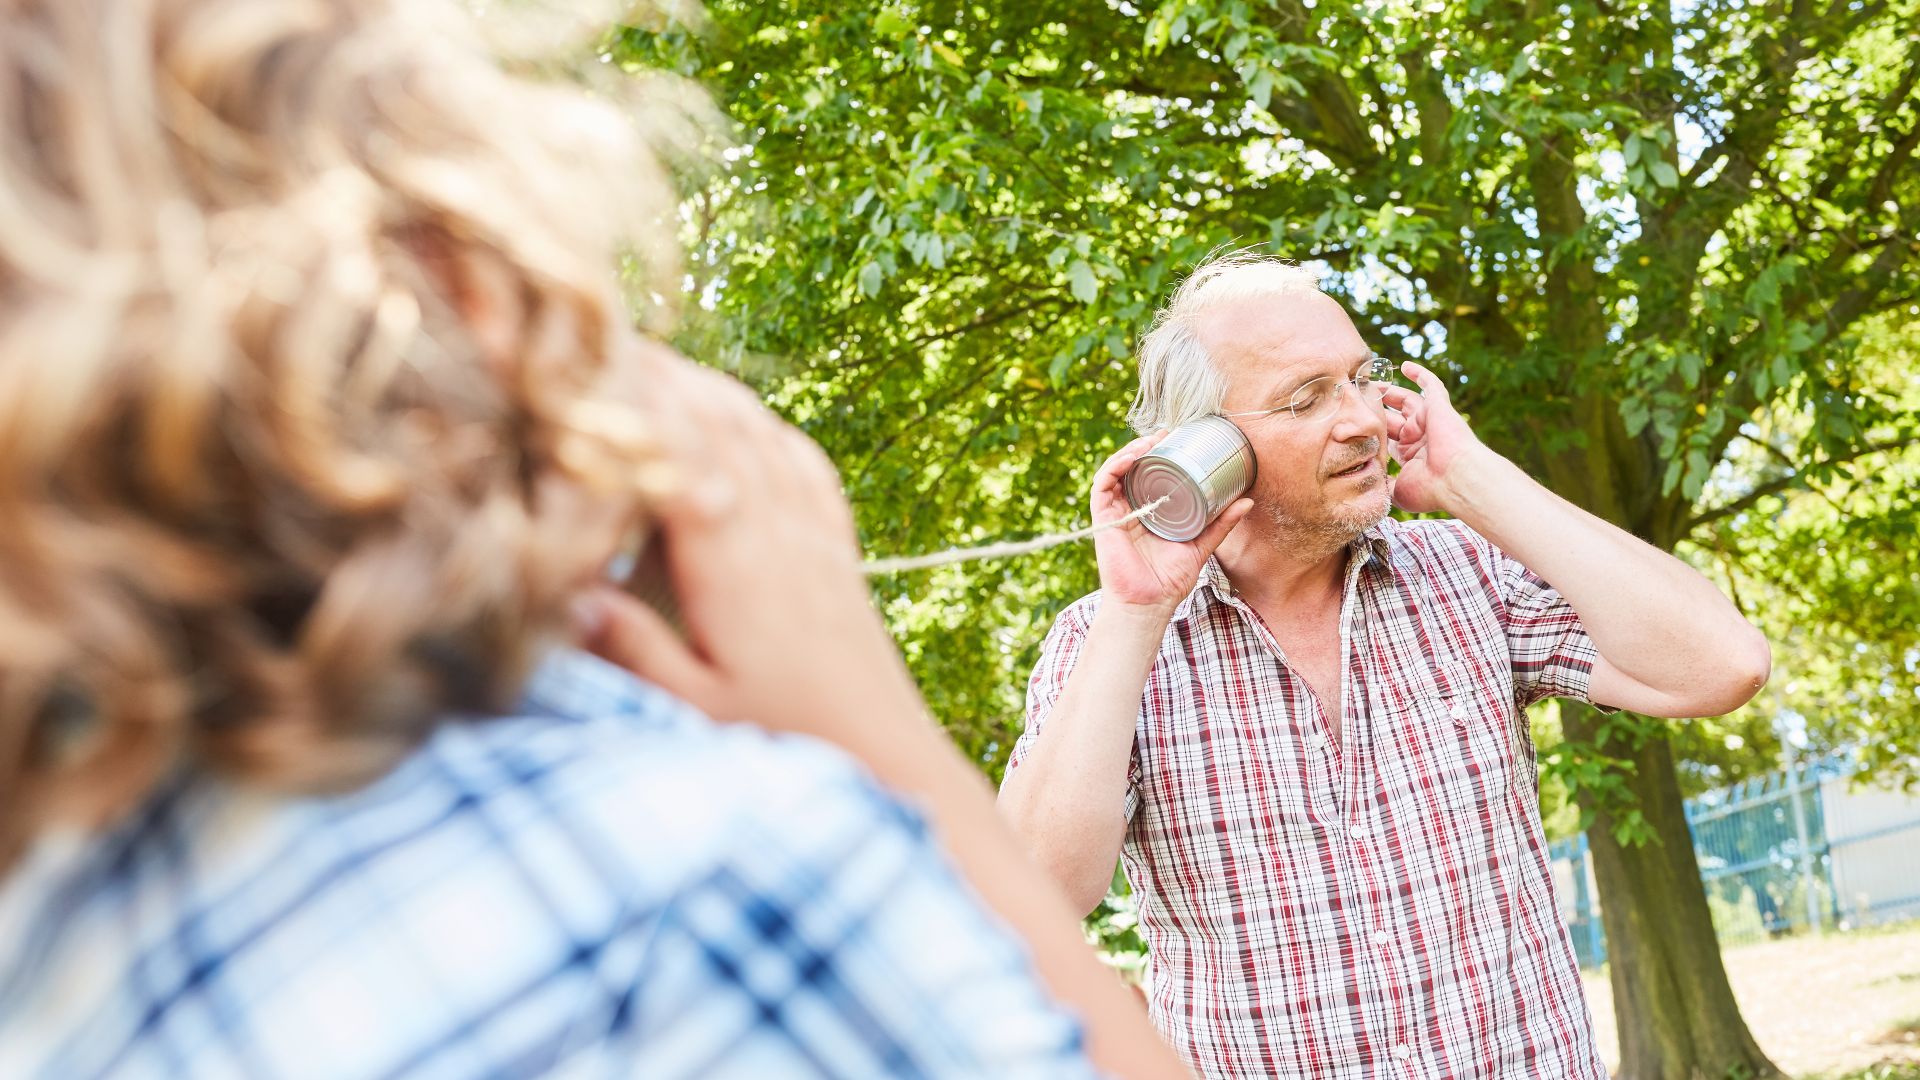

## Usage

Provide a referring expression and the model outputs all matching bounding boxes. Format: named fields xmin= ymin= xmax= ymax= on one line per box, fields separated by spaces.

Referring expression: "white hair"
xmin=1126 ymin=251 xmax=1326 ymax=434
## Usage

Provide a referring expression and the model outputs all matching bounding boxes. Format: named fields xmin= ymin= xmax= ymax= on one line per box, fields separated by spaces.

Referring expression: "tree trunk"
xmin=1516 ymin=406 xmax=1781 ymax=1077
xmin=1561 ymin=704 xmax=1781 ymax=1079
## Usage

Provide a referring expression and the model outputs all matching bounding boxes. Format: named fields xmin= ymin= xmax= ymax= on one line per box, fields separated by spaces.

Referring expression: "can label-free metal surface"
xmin=1122 ymin=416 xmax=1258 ymax=542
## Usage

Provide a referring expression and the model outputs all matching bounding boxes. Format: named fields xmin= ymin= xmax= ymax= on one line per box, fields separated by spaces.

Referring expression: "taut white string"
xmin=862 ymin=497 xmax=1168 ymax=576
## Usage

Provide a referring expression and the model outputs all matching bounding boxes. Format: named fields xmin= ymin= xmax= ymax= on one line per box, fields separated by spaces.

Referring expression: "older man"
xmin=998 ymin=252 xmax=1771 ymax=1078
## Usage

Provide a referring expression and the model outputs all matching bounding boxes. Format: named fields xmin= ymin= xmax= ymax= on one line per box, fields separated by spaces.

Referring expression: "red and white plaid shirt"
xmin=1008 ymin=517 xmax=1609 ymax=1079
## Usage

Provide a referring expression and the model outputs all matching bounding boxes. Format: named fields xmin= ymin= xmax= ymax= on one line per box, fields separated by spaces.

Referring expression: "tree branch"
xmin=1815 ymin=203 xmax=1920 ymax=333
xmin=904 ymin=295 xmax=1065 ymax=348
xmin=1256 ymin=0 xmax=1382 ymax=169
xmin=1686 ymin=433 xmax=1920 ymax=531
xmin=853 ymin=355 xmax=1006 ymax=485
xmin=1400 ymin=45 xmax=1454 ymax=169
xmin=1527 ymin=131 xmax=1603 ymax=352
xmin=1652 ymin=0 xmax=1839 ymax=271
xmin=1866 ymin=97 xmax=1920 ymax=213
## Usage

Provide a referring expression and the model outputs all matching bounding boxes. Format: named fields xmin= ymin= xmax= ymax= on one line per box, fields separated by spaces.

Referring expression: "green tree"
xmin=615 ymin=2 xmax=1920 ymax=1075
xmin=1689 ymin=311 xmax=1920 ymax=782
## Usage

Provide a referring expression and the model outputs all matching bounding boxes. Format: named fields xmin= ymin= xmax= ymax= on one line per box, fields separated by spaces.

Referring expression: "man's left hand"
xmin=1379 ymin=360 xmax=1491 ymax=515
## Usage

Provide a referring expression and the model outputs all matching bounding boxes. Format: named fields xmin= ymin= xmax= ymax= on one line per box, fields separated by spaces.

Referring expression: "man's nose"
xmin=1327 ymin=380 xmax=1388 ymax=441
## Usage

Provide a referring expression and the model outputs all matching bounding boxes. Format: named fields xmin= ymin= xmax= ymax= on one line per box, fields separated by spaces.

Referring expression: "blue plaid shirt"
xmin=0 ymin=649 xmax=1098 ymax=1079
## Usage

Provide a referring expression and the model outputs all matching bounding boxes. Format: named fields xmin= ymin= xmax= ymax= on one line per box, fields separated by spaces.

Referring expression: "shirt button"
xmin=1371 ymin=930 xmax=1392 ymax=947
xmin=1349 ymin=824 xmax=1369 ymax=840
xmin=1392 ymin=1044 xmax=1413 ymax=1061
xmin=1310 ymin=732 xmax=1331 ymax=752
xmin=1448 ymin=702 xmax=1467 ymax=721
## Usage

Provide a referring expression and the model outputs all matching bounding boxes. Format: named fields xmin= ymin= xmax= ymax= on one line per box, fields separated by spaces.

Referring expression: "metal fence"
xmin=1548 ymin=754 xmax=1920 ymax=969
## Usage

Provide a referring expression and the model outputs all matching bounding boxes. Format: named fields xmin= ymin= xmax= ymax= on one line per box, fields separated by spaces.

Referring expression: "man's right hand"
xmin=999 ymin=433 xmax=1251 ymax=918
xmin=1091 ymin=432 xmax=1254 ymax=613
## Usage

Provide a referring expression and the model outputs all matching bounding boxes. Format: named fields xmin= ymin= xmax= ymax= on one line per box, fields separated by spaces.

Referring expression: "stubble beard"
xmin=1258 ymin=471 xmax=1393 ymax=564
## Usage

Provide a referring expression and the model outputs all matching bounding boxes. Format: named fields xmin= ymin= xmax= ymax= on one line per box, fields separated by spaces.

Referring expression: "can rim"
xmin=1120 ymin=416 xmax=1258 ymax=542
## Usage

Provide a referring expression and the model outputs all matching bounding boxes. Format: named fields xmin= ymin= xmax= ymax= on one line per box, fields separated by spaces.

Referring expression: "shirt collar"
xmin=1182 ymin=518 xmax=1396 ymax=616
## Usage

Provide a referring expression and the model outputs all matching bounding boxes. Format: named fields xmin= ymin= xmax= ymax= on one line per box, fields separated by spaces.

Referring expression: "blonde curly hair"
xmin=0 ymin=0 xmax=684 ymax=866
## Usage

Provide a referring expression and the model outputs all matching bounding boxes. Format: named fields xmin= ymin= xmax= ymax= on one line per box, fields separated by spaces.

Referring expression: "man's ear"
xmin=396 ymin=223 xmax=526 ymax=371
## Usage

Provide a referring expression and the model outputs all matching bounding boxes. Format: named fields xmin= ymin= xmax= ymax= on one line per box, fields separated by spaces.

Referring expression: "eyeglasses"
xmin=1219 ymin=356 xmax=1394 ymax=425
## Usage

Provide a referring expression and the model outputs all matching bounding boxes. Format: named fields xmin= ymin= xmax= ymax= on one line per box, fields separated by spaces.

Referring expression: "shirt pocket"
xmin=1397 ymin=677 xmax=1513 ymax=812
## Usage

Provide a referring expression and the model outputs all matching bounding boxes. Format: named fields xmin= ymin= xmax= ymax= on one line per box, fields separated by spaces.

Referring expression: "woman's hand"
xmin=571 ymin=345 xmax=1197 ymax=1079
xmin=573 ymin=347 xmax=923 ymax=741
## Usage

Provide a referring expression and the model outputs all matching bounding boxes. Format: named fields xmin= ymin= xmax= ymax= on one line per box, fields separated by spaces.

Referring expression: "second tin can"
xmin=1122 ymin=416 xmax=1258 ymax=542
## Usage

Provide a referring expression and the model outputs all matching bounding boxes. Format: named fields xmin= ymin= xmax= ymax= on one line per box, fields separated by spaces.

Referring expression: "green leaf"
xmin=1068 ymin=259 xmax=1099 ymax=304
xmin=1144 ymin=11 xmax=1171 ymax=52
xmin=1624 ymin=133 xmax=1642 ymax=167
xmin=1650 ymin=160 xmax=1680 ymax=189
xmin=1620 ymin=399 xmax=1651 ymax=437
xmin=1687 ymin=448 xmax=1712 ymax=485
xmin=1246 ymin=68 xmax=1274 ymax=110
xmin=858 ymin=261 xmax=883 ymax=298
xmin=1784 ymin=322 xmax=1818 ymax=353
xmin=873 ymin=8 xmax=912 ymax=37
xmin=1662 ymin=455 xmax=1684 ymax=495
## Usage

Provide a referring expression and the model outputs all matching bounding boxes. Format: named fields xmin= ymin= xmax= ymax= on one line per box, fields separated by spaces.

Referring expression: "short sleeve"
xmin=1004 ymin=600 xmax=1142 ymax=823
xmin=1494 ymin=549 xmax=1610 ymax=711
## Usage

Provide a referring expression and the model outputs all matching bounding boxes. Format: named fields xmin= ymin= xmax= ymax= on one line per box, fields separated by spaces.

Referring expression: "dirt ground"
xmin=1580 ymin=923 xmax=1920 ymax=1078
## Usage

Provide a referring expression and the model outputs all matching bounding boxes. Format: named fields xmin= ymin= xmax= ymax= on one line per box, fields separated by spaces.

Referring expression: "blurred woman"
xmin=0 ymin=1 xmax=1185 ymax=1076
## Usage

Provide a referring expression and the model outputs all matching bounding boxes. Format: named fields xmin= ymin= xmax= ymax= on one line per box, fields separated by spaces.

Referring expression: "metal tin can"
xmin=1122 ymin=416 xmax=1258 ymax=542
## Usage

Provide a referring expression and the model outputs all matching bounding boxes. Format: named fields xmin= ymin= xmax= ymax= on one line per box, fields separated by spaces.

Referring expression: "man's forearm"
xmin=1440 ymin=447 xmax=1770 ymax=715
xmin=999 ymin=600 xmax=1170 ymax=914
